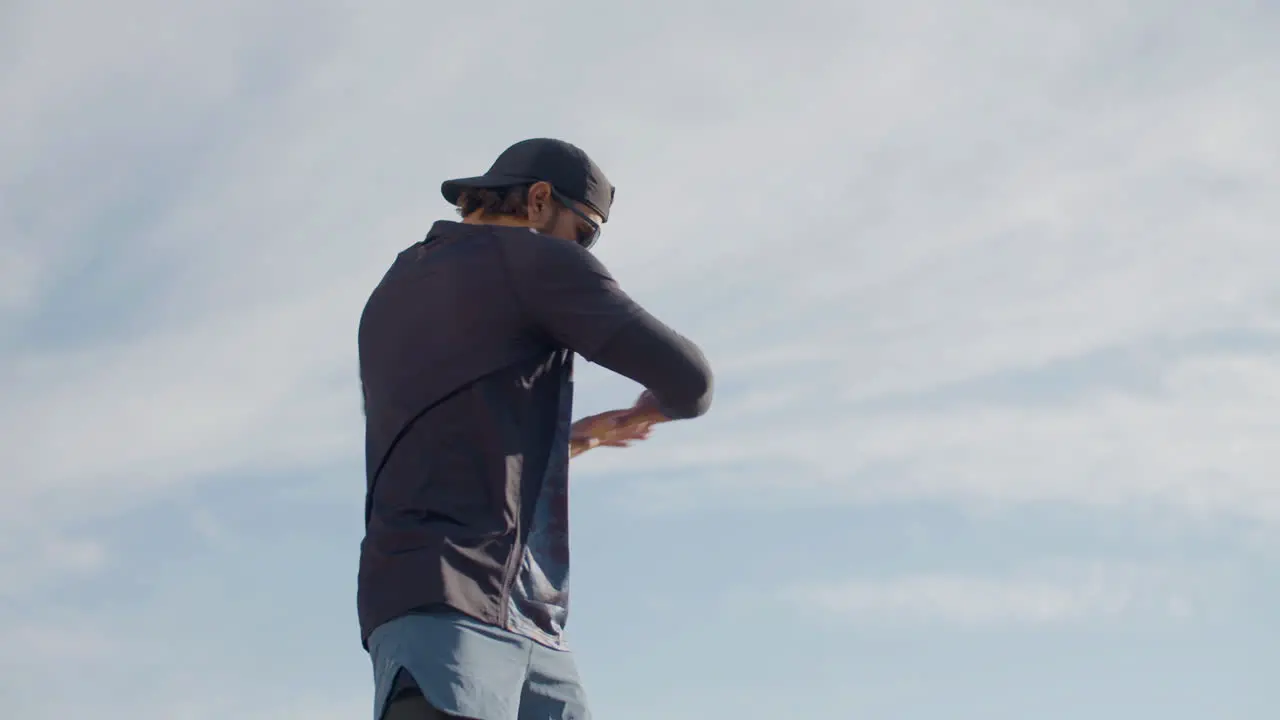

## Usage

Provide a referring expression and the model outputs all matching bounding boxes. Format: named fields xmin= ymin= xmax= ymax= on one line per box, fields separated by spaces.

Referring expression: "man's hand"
xmin=626 ymin=389 xmax=672 ymax=425
xmin=569 ymin=407 xmax=655 ymax=458
xmin=568 ymin=389 xmax=678 ymax=458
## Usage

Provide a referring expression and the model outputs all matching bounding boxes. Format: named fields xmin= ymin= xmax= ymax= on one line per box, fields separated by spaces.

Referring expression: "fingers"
xmin=597 ymin=432 xmax=649 ymax=446
xmin=595 ymin=421 xmax=654 ymax=448
xmin=597 ymin=435 xmax=646 ymax=448
xmin=569 ymin=408 xmax=657 ymax=455
xmin=600 ymin=433 xmax=648 ymax=446
xmin=615 ymin=421 xmax=653 ymax=438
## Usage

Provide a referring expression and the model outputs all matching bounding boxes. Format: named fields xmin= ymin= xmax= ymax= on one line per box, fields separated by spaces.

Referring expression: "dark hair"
xmin=455 ymin=184 xmax=533 ymax=219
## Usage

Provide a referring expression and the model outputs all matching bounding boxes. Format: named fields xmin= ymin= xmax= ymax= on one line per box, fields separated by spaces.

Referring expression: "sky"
xmin=2 ymin=0 xmax=1278 ymax=718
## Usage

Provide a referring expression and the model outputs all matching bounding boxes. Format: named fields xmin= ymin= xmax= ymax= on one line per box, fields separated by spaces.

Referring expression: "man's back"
xmin=358 ymin=220 xmax=661 ymax=649
xmin=360 ymin=138 xmax=713 ymax=720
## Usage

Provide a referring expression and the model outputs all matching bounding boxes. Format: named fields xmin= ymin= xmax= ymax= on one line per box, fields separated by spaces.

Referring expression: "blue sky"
xmin=2 ymin=0 xmax=1278 ymax=718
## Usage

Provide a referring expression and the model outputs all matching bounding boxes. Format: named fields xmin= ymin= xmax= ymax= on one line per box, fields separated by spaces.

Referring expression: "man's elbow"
xmin=681 ymin=373 xmax=714 ymax=419
xmin=659 ymin=363 xmax=714 ymax=420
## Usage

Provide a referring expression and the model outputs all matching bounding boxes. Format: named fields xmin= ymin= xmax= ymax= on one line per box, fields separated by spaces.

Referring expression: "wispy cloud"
xmin=602 ymin=348 xmax=1280 ymax=519
xmin=3 ymin=0 xmax=1278 ymax=717
xmin=777 ymin=562 xmax=1211 ymax=627
xmin=5 ymin=0 xmax=1278 ymax=552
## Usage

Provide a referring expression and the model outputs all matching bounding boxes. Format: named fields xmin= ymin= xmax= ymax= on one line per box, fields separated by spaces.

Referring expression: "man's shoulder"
xmin=500 ymin=233 xmax=612 ymax=286
xmin=414 ymin=221 xmax=577 ymax=269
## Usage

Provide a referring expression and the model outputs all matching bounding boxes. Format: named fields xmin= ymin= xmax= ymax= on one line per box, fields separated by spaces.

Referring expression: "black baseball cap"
xmin=441 ymin=138 xmax=616 ymax=222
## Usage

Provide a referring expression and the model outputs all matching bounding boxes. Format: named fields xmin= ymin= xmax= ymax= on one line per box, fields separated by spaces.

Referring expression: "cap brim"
xmin=441 ymin=174 xmax=532 ymax=205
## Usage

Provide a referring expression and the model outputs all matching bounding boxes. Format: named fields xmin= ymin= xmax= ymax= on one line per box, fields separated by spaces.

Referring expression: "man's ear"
xmin=526 ymin=181 xmax=553 ymax=221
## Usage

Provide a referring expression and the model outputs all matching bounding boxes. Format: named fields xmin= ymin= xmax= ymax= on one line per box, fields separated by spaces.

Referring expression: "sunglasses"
xmin=550 ymin=189 xmax=602 ymax=250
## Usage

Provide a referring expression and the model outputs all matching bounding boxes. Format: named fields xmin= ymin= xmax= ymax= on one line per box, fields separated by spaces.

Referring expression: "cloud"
xmin=3 ymin=0 xmax=1277 ymax=545
xmin=0 ymin=620 xmax=118 ymax=666
xmin=126 ymin=695 xmax=368 ymax=720
xmin=0 ymin=532 xmax=109 ymax=600
xmin=1 ymin=5 xmax=1279 ymax=719
xmin=0 ymin=241 xmax=44 ymax=315
xmin=776 ymin=561 xmax=1211 ymax=627
xmin=596 ymin=341 xmax=1280 ymax=520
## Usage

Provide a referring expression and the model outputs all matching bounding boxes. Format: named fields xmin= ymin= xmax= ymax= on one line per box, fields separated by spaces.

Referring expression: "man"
xmin=357 ymin=138 xmax=714 ymax=720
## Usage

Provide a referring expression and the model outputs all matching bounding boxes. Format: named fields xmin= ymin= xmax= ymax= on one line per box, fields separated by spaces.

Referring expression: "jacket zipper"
xmin=497 ymin=508 xmax=522 ymax=629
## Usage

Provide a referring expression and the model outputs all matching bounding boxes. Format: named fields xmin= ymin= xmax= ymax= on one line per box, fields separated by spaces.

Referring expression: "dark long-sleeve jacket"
xmin=356 ymin=221 xmax=712 ymax=649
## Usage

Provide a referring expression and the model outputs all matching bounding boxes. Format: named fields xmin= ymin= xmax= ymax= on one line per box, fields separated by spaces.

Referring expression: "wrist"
xmin=631 ymin=407 xmax=670 ymax=425
xmin=569 ymin=436 xmax=596 ymax=458
xmin=631 ymin=391 xmax=672 ymax=424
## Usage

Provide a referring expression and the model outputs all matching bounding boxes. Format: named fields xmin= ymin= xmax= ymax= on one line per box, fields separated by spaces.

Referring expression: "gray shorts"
xmin=368 ymin=610 xmax=591 ymax=720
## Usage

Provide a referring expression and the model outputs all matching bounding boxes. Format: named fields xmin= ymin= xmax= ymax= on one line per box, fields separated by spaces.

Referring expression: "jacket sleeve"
xmin=506 ymin=236 xmax=713 ymax=419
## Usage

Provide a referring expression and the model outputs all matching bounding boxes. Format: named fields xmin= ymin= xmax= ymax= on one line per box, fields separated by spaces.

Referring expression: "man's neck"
xmin=461 ymin=213 xmax=532 ymax=229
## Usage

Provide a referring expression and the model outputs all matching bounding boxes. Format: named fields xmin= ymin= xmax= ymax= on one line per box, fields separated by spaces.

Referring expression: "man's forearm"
xmin=591 ymin=312 xmax=713 ymax=420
